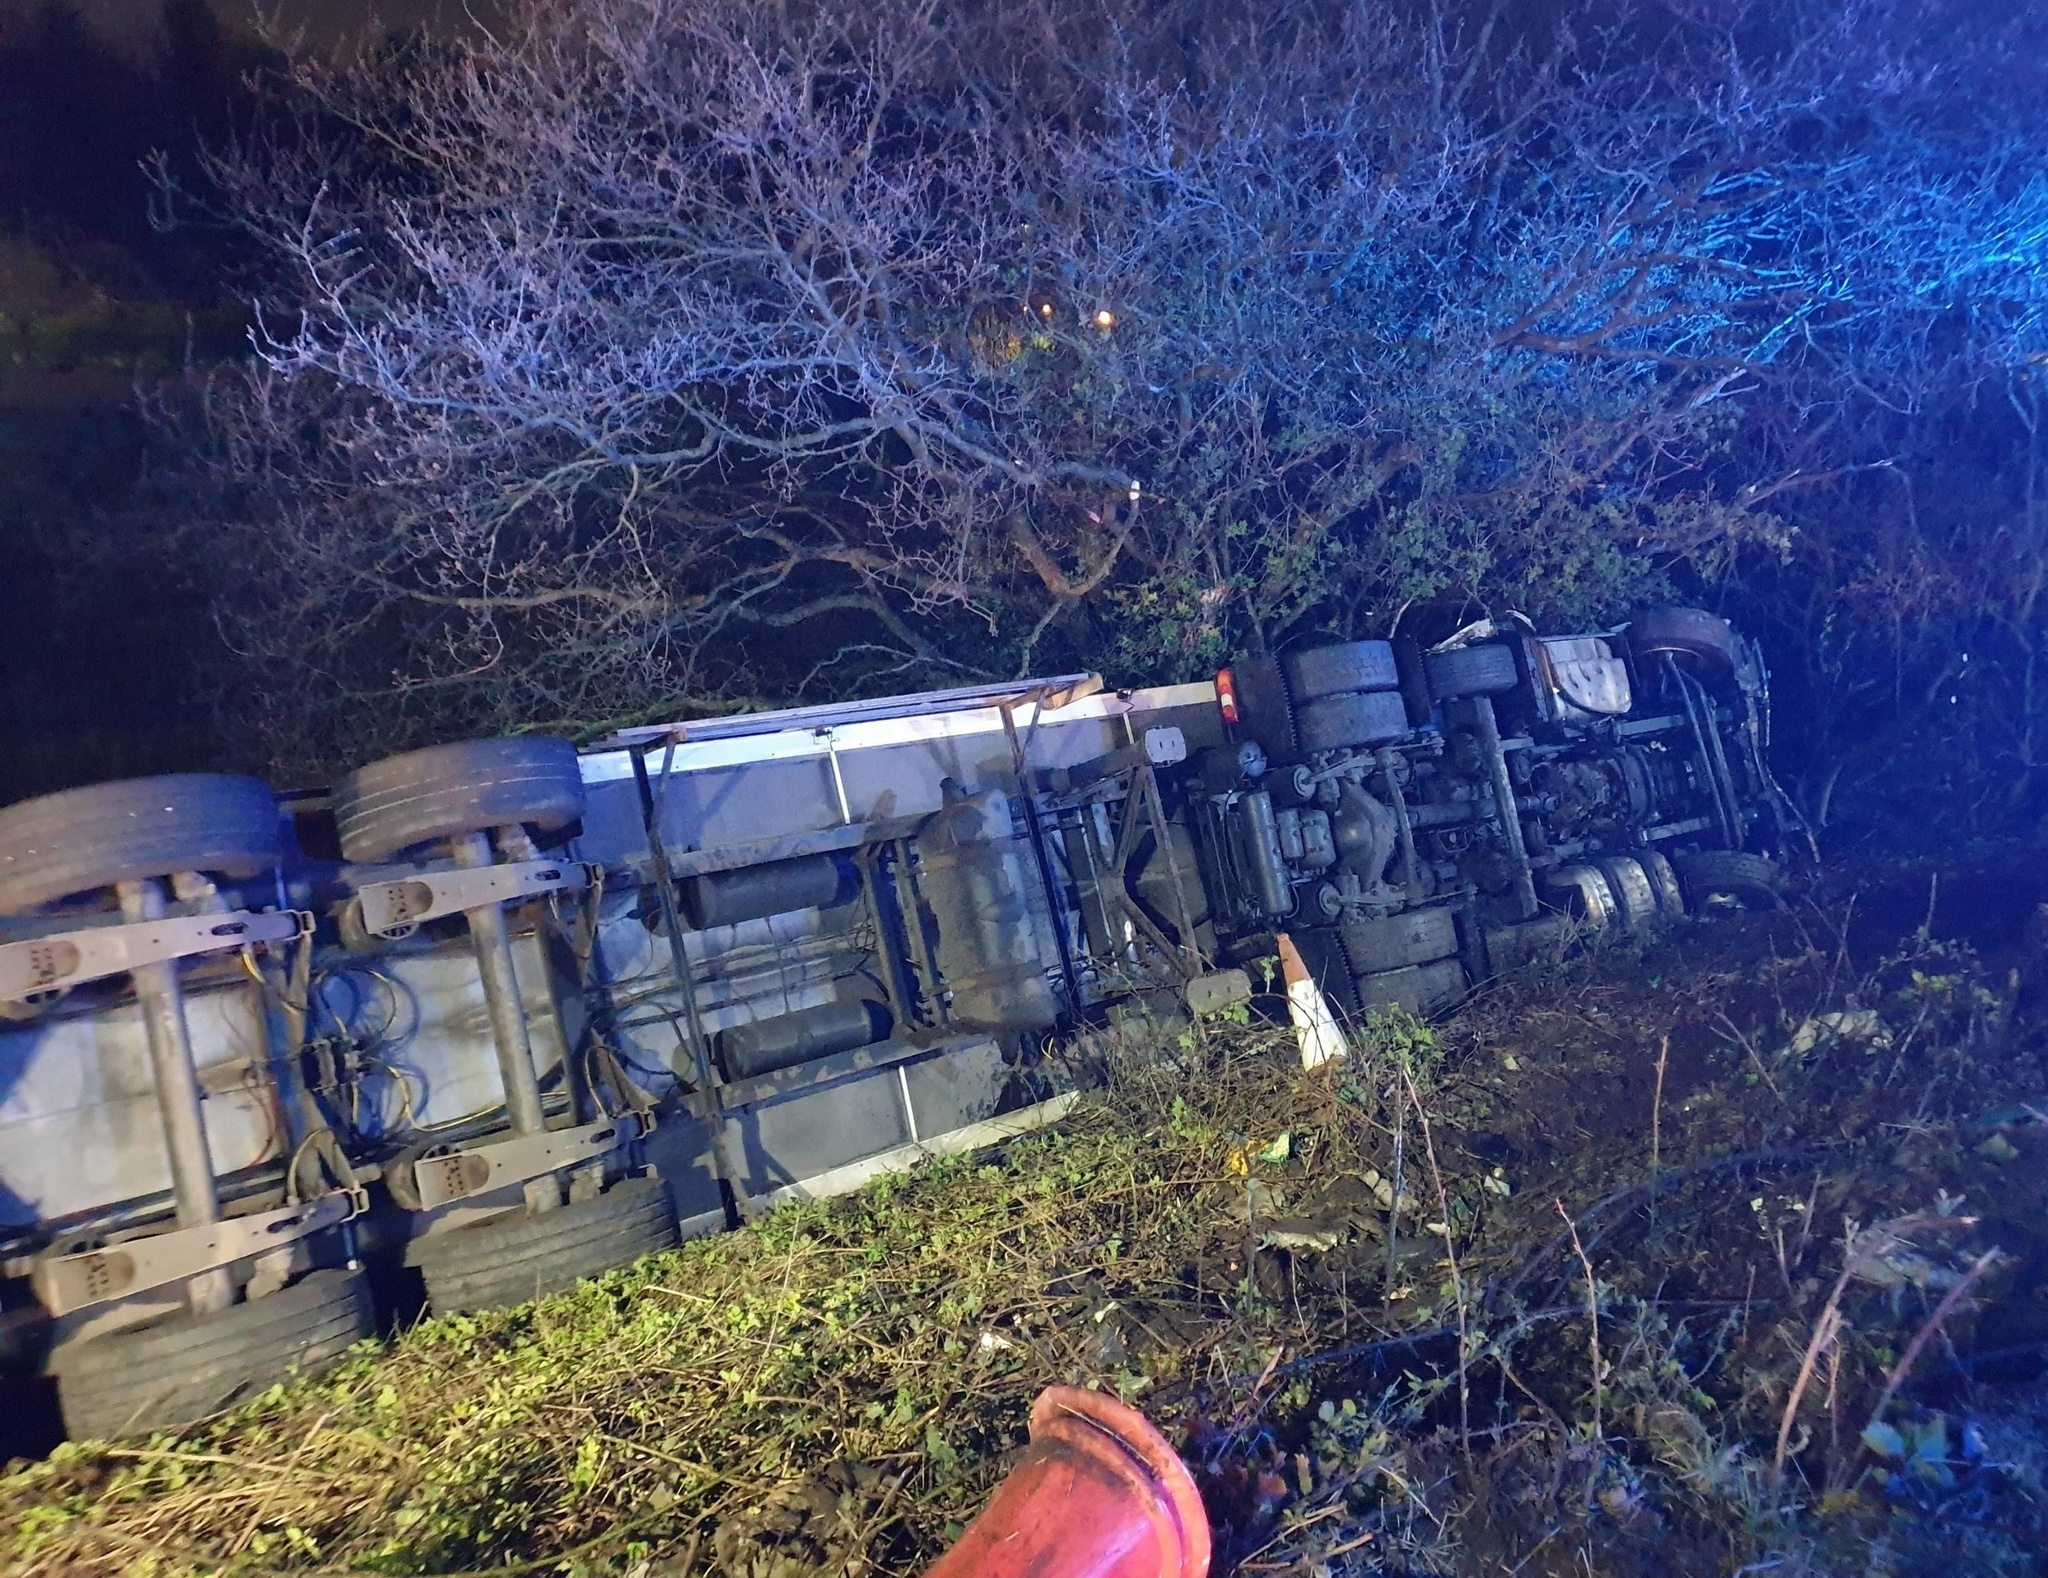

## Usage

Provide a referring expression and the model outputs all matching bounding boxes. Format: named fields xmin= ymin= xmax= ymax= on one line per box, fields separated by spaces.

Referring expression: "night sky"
xmin=67 ymin=0 xmax=493 ymax=50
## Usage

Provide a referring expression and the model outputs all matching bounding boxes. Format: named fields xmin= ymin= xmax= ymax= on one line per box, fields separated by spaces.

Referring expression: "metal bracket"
xmin=32 ymin=1189 xmax=362 ymax=1317
xmin=355 ymin=860 xmax=595 ymax=939
xmin=1056 ymin=762 xmax=1206 ymax=990
xmin=0 ymin=909 xmax=311 ymax=1004
xmin=409 ymin=1114 xmax=647 ymax=1211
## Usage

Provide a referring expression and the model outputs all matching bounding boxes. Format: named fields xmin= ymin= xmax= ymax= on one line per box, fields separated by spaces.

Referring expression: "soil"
xmin=1141 ymin=847 xmax=2048 ymax=1575
xmin=1322 ymin=850 xmax=2048 ymax=1575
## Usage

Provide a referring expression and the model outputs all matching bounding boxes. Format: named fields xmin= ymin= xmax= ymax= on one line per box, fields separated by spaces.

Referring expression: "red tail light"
xmin=1215 ymin=667 xmax=1241 ymax=725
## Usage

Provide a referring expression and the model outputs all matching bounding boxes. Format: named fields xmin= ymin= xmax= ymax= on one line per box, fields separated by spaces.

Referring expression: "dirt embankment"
xmin=8 ymin=853 xmax=2048 ymax=1577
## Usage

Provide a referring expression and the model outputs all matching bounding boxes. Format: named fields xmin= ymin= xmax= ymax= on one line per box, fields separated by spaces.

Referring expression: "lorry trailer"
xmin=0 ymin=607 xmax=1801 ymax=1439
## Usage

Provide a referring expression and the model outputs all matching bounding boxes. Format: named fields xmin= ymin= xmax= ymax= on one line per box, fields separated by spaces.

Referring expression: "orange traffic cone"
xmin=922 ymin=1386 xmax=1211 ymax=1578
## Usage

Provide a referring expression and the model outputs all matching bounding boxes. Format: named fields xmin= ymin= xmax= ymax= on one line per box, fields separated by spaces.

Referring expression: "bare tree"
xmin=153 ymin=0 xmax=2048 ymax=775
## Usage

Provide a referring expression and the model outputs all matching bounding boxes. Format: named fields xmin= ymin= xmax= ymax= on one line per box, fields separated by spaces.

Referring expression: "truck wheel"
xmin=1594 ymin=857 xmax=1660 ymax=930
xmin=1340 ymin=907 xmax=1459 ymax=973
xmin=0 ymin=774 xmax=286 ymax=915
xmin=1673 ymin=850 xmax=1781 ymax=911
xmin=1284 ymin=641 xmax=1399 ymax=701
xmin=1295 ymin=691 xmax=1411 ymax=753
xmin=333 ymin=736 xmax=585 ymax=864
xmin=1423 ymin=643 xmax=1518 ymax=700
xmin=1543 ymin=864 xmax=1619 ymax=928
xmin=1639 ymin=851 xmax=1685 ymax=917
xmin=1356 ymin=958 xmax=1467 ymax=1016
xmin=414 ymin=1175 xmax=679 ymax=1315
xmin=1627 ymin=608 xmax=1740 ymax=687
xmin=48 ymin=1269 xmax=372 ymax=1440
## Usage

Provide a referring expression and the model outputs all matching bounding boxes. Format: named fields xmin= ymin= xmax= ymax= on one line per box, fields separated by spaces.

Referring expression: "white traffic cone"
xmin=1276 ymin=933 xmax=1350 ymax=1070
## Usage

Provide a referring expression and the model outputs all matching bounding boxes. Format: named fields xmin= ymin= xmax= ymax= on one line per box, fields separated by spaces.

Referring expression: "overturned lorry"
xmin=0 ymin=607 xmax=1801 ymax=1439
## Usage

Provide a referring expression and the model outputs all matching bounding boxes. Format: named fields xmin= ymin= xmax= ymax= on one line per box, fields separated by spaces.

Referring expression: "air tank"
xmin=716 ymin=998 xmax=894 ymax=1080
xmin=679 ymin=853 xmax=857 ymax=930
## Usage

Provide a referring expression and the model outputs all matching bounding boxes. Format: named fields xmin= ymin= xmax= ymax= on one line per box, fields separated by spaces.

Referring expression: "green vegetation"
xmin=8 ymin=892 xmax=2048 ymax=1575
xmin=1 ymin=1061 xmax=1295 ymax=1575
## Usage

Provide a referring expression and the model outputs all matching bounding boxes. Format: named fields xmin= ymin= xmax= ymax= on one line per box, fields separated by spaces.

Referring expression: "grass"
xmin=7 ymin=892 xmax=2048 ymax=1576
xmin=1 ymin=1032 xmax=1340 ymax=1576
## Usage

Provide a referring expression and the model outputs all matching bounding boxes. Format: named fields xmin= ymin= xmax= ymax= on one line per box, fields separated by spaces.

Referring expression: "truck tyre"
xmin=1423 ymin=643 xmax=1519 ymax=700
xmin=333 ymin=736 xmax=585 ymax=864
xmin=1639 ymin=851 xmax=1686 ymax=917
xmin=414 ymin=1175 xmax=679 ymax=1315
xmin=1284 ymin=641 xmax=1399 ymax=701
xmin=1672 ymin=850 xmax=1781 ymax=911
xmin=1356 ymin=958 xmax=1467 ymax=1017
xmin=0 ymin=774 xmax=286 ymax=915
xmin=1627 ymin=608 xmax=1740 ymax=688
xmin=48 ymin=1269 xmax=372 ymax=1440
xmin=1543 ymin=864 xmax=1622 ymax=928
xmin=1594 ymin=857 xmax=1660 ymax=930
xmin=1227 ymin=656 xmax=1298 ymax=761
xmin=1393 ymin=632 xmax=1434 ymax=728
xmin=1340 ymin=907 xmax=1459 ymax=973
xmin=1295 ymin=691 xmax=1411 ymax=753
